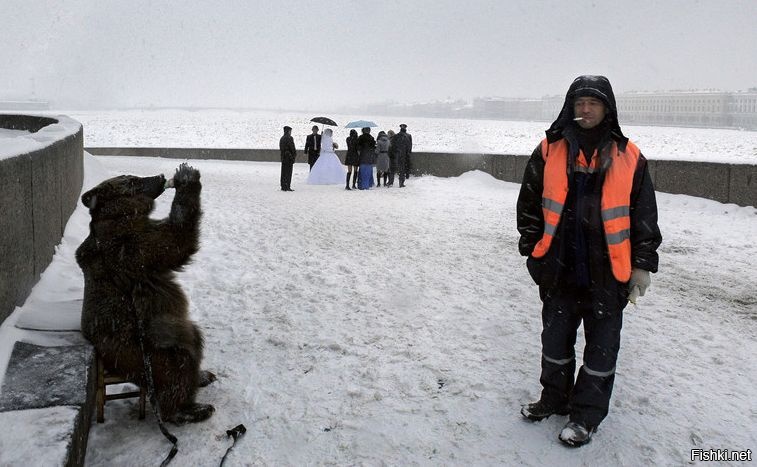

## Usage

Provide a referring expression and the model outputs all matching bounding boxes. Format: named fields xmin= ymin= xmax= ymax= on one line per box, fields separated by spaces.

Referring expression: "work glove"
xmin=627 ymin=268 xmax=651 ymax=304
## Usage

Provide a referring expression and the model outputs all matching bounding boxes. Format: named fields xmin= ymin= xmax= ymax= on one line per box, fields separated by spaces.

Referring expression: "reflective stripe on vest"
xmin=530 ymin=138 xmax=640 ymax=282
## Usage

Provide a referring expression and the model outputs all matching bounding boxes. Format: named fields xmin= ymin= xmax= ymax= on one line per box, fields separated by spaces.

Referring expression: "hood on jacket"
xmin=546 ymin=75 xmax=626 ymax=146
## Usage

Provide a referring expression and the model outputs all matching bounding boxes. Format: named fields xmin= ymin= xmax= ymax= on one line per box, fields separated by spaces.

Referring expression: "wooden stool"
xmin=95 ymin=355 xmax=147 ymax=423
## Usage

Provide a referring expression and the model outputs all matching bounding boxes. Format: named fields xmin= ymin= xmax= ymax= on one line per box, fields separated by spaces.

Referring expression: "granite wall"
xmin=0 ymin=114 xmax=83 ymax=324
xmin=87 ymin=147 xmax=756 ymax=207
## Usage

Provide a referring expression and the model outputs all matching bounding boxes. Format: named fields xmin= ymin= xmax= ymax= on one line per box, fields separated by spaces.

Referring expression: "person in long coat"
xmin=391 ymin=125 xmax=411 ymax=188
xmin=386 ymin=129 xmax=396 ymax=186
xmin=357 ymin=127 xmax=376 ymax=190
xmin=400 ymin=124 xmax=413 ymax=179
xmin=344 ymin=129 xmax=360 ymax=190
xmin=279 ymin=126 xmax=296 ymax=191
xmin=375 ymin=131 xmax=391 ymax=187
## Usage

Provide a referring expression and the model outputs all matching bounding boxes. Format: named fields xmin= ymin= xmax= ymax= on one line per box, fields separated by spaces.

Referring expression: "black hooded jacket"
xmin=516 ymin=76 xmax=662 ymax=316
xmin=357 ymin=132 xmax=376 ymax=165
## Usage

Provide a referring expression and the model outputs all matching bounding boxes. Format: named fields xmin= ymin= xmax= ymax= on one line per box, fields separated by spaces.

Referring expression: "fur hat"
xmin=283 ymin=126 xmax=292 ymax=132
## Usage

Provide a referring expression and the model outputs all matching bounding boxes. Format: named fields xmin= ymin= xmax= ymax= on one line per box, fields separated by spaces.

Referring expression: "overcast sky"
xmin=2 ymin=0 xmax=756 ymax=110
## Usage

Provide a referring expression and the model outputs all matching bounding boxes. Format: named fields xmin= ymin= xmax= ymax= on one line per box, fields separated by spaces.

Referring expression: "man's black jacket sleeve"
xmin=629 ymin=153 xmax=662 ymax=273
xmin=516 ymin=144 xmax=545 ymax=257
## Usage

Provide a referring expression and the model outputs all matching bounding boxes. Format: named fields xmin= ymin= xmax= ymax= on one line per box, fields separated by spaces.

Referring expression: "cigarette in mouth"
xmin=573 ymin=117 xmax=584 ymax=121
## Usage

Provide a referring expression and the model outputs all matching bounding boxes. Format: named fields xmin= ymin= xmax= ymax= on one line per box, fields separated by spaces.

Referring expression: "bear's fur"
xmin=76 ymin=163 xmax=215 ymax=424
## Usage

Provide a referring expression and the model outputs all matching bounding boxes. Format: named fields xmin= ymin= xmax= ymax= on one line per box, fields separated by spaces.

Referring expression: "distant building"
xmin=617 ymin=91 xmax=732 ymax=128
xmin=729 ymin=91 xmax=757 ymax=129
xmin=353 ymin=90 xmax=757 ymax=130
xmin=0 ymin=100 xmax=50 ymax=111
xmin=472 ymin=97 xmax=543 ymax=121
xmin=540 ymin=95 xmax=563 ymax=121
xmin=469 ymin=90 xmax=757 ymax=130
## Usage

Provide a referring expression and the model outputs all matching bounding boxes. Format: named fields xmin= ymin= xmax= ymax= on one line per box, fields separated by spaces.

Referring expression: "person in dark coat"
xmin=304 ymin=125 xmax=322 ymax=171
xmin=400 ymin=123 xmax=413 ymax=179
xmin=279 ymin=126 xmax=296 ymax=191
xmin=357 ymin=127 xmax=376 ymax=190
xmin=375 ymin=131 xmax=391 ymax=187
xmin=386 ymin=129 xmax=396 ymax=186
xmin=517 ymin=75 xmax=662 ymax=447
xmin=391 ymin=124 xmax=412 ymax=188
xmin=344 ymin=129 xmax=360 ymax=190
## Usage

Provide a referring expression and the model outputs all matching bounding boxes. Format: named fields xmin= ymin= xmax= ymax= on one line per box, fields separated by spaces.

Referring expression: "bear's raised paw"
xmin=173 ymin=163 xmax=201 ymax=187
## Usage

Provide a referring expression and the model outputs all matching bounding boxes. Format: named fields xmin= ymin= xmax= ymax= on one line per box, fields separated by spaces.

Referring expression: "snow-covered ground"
xmin=1 ymin=111 xmax=755 ymax=464
xmin=2 ymin=151 xmax=754 ymax=465
xmin=36 ymin=109 xmax=757 ymax=164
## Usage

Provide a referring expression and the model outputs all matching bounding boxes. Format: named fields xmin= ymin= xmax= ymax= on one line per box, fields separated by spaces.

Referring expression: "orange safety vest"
xmin=530 ymin=138 xmax=640 ymax=282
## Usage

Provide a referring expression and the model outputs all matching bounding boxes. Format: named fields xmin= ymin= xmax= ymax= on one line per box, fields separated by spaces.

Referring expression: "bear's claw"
xmin=174 ymin=163 xmax=200 ymax=186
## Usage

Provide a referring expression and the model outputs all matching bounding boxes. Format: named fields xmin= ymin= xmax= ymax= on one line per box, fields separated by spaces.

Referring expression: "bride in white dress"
xmin=307 ymin=128 xmax=345 ymax=185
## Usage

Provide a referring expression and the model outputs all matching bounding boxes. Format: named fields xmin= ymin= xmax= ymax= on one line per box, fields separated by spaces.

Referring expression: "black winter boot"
xmin=377 ymin=172 xmax=382 ymax=187
xmin=559 ymin=421 xmax=595 ymax=447
xmin=520 ymin=399 xmax=570 ymax=421
xmin=345 ymin=173 xmax=351 ymax=190
xmin=352 ymin=171 xmax=358 ymax=189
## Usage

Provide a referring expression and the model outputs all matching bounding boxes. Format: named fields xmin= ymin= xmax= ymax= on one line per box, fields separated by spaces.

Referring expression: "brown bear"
xmin=76 ymin=163 xmax=215 ymax=424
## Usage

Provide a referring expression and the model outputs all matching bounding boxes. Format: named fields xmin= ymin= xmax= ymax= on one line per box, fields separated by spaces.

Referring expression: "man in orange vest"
xmin=517 ymin=75 xmax=662 ymax=447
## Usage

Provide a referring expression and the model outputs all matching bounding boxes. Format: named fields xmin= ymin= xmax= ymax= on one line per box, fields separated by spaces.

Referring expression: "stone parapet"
xmin=87 ymin=147 xmax=756 ymax=207
xmin=0 ymin=114 xmax=83 ymax=324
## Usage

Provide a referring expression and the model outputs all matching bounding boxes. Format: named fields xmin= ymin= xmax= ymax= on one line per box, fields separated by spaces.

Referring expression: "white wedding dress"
xmin=307 ymin=131 xmax=345 ymax=185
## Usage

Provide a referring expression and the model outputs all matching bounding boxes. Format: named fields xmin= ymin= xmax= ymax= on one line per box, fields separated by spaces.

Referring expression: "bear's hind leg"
xmin=150 ymin=348 xmax=215 ymax=423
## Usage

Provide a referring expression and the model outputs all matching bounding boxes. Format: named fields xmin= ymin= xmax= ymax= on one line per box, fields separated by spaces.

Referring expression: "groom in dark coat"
xmin=279 ymin=126 xmax=296 ymax=191
xmin=304 ymin=125 xmax=322 ymax=171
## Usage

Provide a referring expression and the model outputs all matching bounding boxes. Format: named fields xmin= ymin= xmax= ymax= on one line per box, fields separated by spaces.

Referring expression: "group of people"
xmin=280 ymin=75 xmax=662 ymax=449
xmin=278 ymin=124 xmax=413 ymax=191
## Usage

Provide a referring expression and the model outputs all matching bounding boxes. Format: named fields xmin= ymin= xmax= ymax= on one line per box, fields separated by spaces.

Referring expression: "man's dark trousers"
xmin=280 ymin=160 xmax=293 ymax=190
xmin=396 ymin=155 xmax=406 ymax=186
xmin=539 ymin=288 xmax=625 ymax=429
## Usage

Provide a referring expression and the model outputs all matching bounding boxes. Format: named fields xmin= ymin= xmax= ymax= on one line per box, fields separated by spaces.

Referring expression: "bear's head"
xmin=82 ymin=173 xmax=166 ymax=219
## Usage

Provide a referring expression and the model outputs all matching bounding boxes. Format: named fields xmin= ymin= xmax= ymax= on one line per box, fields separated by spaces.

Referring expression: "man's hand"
xmin=628 ymin=268 xmax=651 ymax=304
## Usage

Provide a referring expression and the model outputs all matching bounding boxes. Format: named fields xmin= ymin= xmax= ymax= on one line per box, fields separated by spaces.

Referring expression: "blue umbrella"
xmin=345 ymin=120 xmax=378 ymax=128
